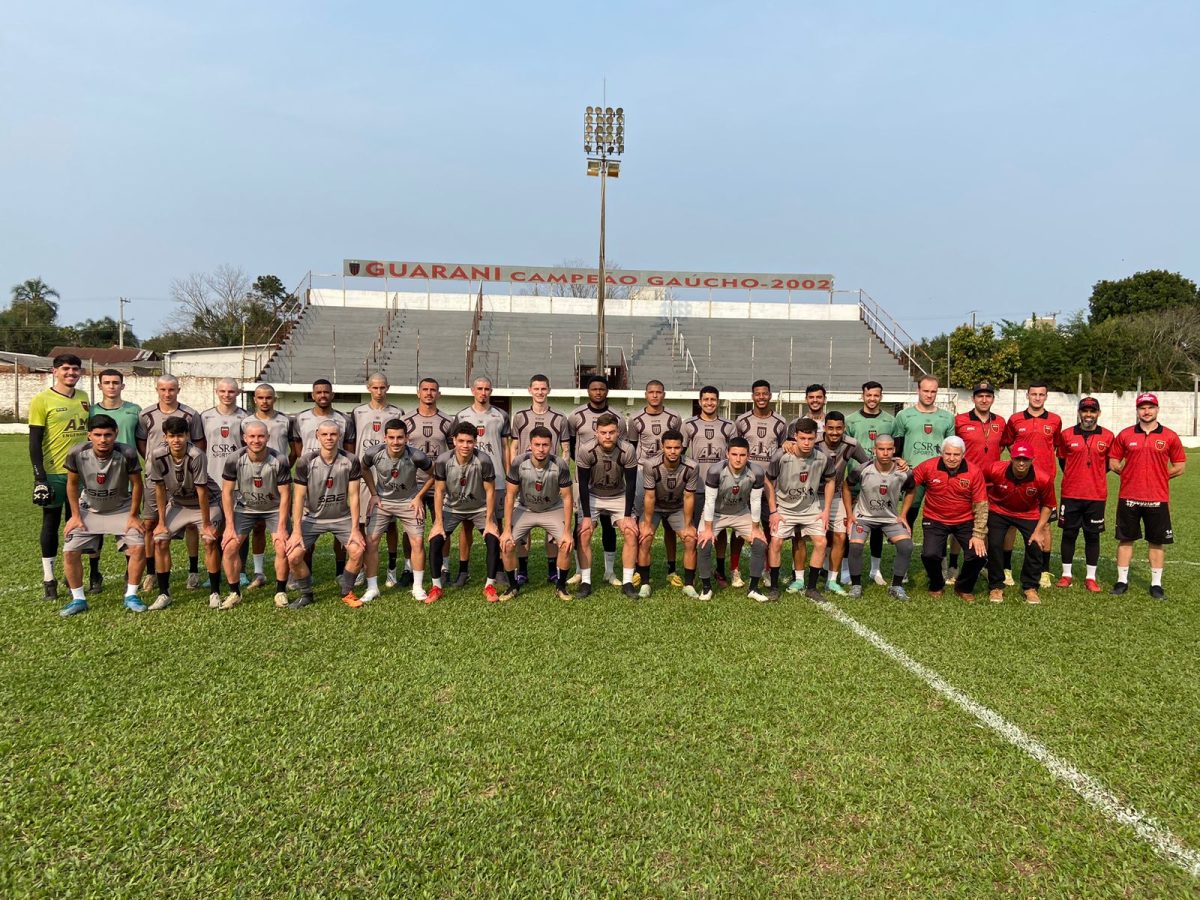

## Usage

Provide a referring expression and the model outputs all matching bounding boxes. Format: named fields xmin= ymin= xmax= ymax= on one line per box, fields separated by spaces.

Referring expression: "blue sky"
xmin=3 ymin=1 xmax=1198 ymax=340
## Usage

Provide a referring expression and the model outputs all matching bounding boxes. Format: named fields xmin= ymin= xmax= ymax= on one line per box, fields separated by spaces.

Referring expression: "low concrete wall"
xmin=0 ymin=374 xmax=229 ymax=420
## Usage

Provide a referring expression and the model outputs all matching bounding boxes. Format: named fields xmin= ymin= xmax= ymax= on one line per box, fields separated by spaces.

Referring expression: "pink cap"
xmin=1135 ymin=392 xmax=1159 ymax=407
xmin=1011 ymin=442 xmax=1035 ymax=459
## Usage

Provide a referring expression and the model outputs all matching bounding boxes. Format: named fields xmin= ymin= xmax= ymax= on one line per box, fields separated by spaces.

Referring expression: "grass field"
xmin=2 ymin=433 xmax=1199 ymax=896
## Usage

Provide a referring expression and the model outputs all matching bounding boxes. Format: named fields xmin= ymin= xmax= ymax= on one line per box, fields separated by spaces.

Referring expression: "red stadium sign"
xmin=344 ymin=259 xmax=833 ymax=291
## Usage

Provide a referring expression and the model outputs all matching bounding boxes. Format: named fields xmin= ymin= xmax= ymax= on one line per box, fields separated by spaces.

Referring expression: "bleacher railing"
xmin=464 ymin=283 xmax=484 ymax=386
xmin=856 ymin=289 xmax=933 ymax=380
xmin=256 ymin=270 xmax=312 ymax=381
xmin=666 ymin=297 xmax=701 ymax=389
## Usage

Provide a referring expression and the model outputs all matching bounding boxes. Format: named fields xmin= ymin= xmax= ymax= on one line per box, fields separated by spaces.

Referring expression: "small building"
xmin=162 ymin=344 xmax=276 ymax=381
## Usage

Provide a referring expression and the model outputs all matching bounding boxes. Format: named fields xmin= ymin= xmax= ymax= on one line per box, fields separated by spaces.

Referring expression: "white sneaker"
xmin=681 ymin=585 xmax=699 ymax=599
xmin=220 ymin=591 xmax=242 ymax=610
xmin=730 ymin=571 xmax=745 ymax=588
xmin=148 ymin=593 xmax=172 ymax=611
xmin=871 ymin=570 xmax=887 ymax=586
xmin=698 ymin=588 xmax=714 ymax=601
xmin=566 ymin=573 xmax=583 ymax=586
xmin=140 ymin=573 xmax=156 ymax=593
xmin=208 ymin=592 xmax=221 ymax=608
xmin=747 ymin=589 xmax=769 ymax=603
xmin=638 ymin=584 xmax=652 ymax=598
xmin=946 ymin=567 xmax=958 ymax=584
xmin=247 ymin=574 xmax=267 ymax=590
xmin=273 ymin=591 xmax=289 ymax=608
xmin=385 ymin=570 xmax=398 ymax=589
xmin=412 ymin=588 xmax=428 ymax=602
xmin=360 ymin=587 xmax=380 ymax=604
xmin=187 ymin=572 xmax=202 ymax=590
xmin=607 ymin=575 xmax=622 ymax=587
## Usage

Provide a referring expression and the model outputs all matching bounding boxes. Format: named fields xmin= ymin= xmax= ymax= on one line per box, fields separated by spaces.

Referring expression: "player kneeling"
xmin=219 ymin=419 xmax=292 ymax=610
xmin=59 ymin=415 xmax=147 ymax=616
xmin=148 ymin=416 xmax=223 ymax=610
xmin=361 ymin=419 xmax=433 ymax=602
xmin=499 ymin=426 xmax=574 ymax=602
xmin=843 ymin=434 xmax=916 ymax=599
xmin=696 ymin=438 xmax=769 ymax=601
xmin=638 ymin=430 xmax=698 ymax=598
xmin=286 ymin=421 xmax=366 ymax=608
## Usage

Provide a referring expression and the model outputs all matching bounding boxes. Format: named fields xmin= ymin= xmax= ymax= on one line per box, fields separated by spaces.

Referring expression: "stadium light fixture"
xmin=584 ymin=103 xmax=625 ymax=378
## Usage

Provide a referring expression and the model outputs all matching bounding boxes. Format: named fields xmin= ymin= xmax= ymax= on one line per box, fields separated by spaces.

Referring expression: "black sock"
xmin=1003 ymin=550 xmax=1013 ymax=570
xmin=518 ymin=557 xmax=529 ymax=576
xmin=851 ymin=574 xmax=862 ymax=586
xmin=146 ymin=556 xmax=155 ymax=575
xmin=666 ymin=560 xmax=677 ymax=574
xmin=227 ymin=580 xmax=240 ymax=595
xmin=276 ymin=579 xmax=288 ymax=593
xmin=893 ymin=572 xmax=905 ymax=586
xmin=770 ymin=565 xmax=781 ymax=588
xmin=188 ymin=555 xmax=199 ymax=574
xmin=157 ymin=572 xmax=171 ymax=595
xmin=387 ymin=551 xmax=398 ymax=569
xmin=547 ymin=558 xmax=557 ymax=577
xmin=505 ymin=569 xmax=518 ymax=587
xmin=807 ymin=566 xmax=822 ymax=589
xmin=209 ymin=571 xmax=221 ymax=594
xmin=557 ymin=567 xmax=570 ymax=585
xmin=748 ymin=576 xmax=760 ymax=591
xmin=684 ymin=567 xmax=696 ymax=585
xmin=715 ymin=558 xmax=726 ymax=578
xmin=638 ymin=565 xmax=651 ymax=583
xmin=458 ymin=559 xmax=470 ymax=575
xmin=335 ymin=559 xmax=345 ymax=577
xmin=89 ymin=555 xmax=101 ymax=578
xmin=701 ymin=578 xmax=712 ymax=592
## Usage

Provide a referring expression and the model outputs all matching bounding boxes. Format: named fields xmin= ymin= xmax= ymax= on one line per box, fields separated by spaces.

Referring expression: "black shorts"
xmin=1058 ymin=498 xmax=1106 ymax=534
xmin=1115 ymin=498 xmax=1173 ymax=545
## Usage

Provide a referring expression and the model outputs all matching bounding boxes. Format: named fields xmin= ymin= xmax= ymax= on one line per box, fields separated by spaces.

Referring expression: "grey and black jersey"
xmin=735 ymin=411 xmax=788 ymax=464
xmin=66 ymin=442 xmax=141 ymax=514
xmin=290 ymin=408 xmax=353 ymax=457
xmin=433 ymin=449 xmax=496 ymax=515
xmin=576 ymin=440 xmax=639 ymax=498
xmin=766 ymin=449 xmax=836 ymax=516
xmin=404 ymin=410 xmax=454 ymax=484
xmin=248 ymin=410 xmax=292 ymax=459
xmin=507 ymin=452 xmax=572 ymax=513
xmin=294 ymin=449 xmax=361 ymax=520
xmin=222 ymin=447 xmax=292 ymax=514
xmin=847 ymin=461 xmax=914 ymax=524
xmin=643 ymin=457 xmax=699 ymax=513
xmin=147 ymin=444 xmax=215 ymax=509
xmin=815 ymin=437 xmax=871 ymax=492
xmin=566 ymin=403 xmax=627 ymax=458
xmin=681 ymin=416 xmax=737 ymax=481
xmin=138 ymin=403 xmax=204 ymax=457
xmin=704 ymin=460 xmax=765 ymax=518
xmin=363 ymin=444 xmax=431 ymax=504
xmin=352 ymin=403 xmax=406 ymax=459
xmin=628 ymin=409 xmax=683 ymax=464
xmin=452 ymin=405 xmax=510 ymax=474
xmin=200 ymin=406 xmax=248 ymax=476
xmin=510 ymin=407 xmax=568 ymax=456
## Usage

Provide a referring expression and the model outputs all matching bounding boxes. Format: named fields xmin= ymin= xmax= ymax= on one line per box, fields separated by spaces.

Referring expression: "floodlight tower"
xmin=584 ymin=105 xmax=624 ymax=378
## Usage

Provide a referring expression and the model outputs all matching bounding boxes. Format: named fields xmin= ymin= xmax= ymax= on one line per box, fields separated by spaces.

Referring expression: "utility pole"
xmin=118 ymin=297 xmax=129 ymax=348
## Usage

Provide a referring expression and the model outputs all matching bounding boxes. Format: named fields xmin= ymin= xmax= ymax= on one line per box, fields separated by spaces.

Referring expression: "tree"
xmin=155 ymin=265 xmax=285 ymax=349
xmin=0 ymin=277 xmax=63 ymax=354
xmin=920 ymin=324 xmax=1021 ymax=389
xmin=1088 ymin=270 xmax=1199 ymax=323
xmin=10 ymin=277 xmax=60 ymax=326
xmin=58 ymin=316 xmax=139 ymax=348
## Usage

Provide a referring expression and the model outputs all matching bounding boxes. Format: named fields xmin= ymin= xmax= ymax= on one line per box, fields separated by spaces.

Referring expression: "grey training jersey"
xmin=576 ymin=440 xmax=639 ymax=498
xmin=138 ymin=402 xmax=204 ymax=457
xmin=201 ymin=406 xmax=248 ymax=476
xmin=847 ymin=462 xmax=914 ymax=525
xmin=643 ymin=457 xmax=699 ymax=513
xmin=363 ymin=444 xmax=431 ymax=504
xmin=404 ymin=410 xmax=454 ymax=485
xmin=766 ymin=449 xmax=836 ymax=516
xmin=507 ymin=452 xmax=572 ymax=513
xmin=352 ymin=403 xmax=406 ymax=459
xmin=247 ymin=410 xmax=292 ymax=459
xmin=147 ymin=444 xmax=215 ymax=509
xmin=735 ymin=411 xmax=788 ymax=464
xmin=681 ymin=416 xmax=737 ymax=481
xmin=566 ymin=403 xmax=627 ymax=458
xmin=815 ymin=437 xmax=871 ymax=492
xmin=66 ymin=442 xmax=141 ymax=514
xmin=290 ymin=408 xmax=353 ymax=457
xmin=222 ymin=447 xmax=292 ymax=514
xmin=628 ymin=409 xmax=683 ymax=464
xmin=705 ymin=460 xmax=765 ymax=518
xmin=433 ymin=449 xmax=496 ymax=515
xmin=294 ymin=449 xmax=361 ymax=520
xmin=510 ymin=407 xmax=568 ymax=456
xmin=452 ymin=405 xmax=510 ymax=475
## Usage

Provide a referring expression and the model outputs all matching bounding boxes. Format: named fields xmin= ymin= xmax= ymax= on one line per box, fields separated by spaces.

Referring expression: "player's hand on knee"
xmin=63 ymin=515 xmax=83 ymax=535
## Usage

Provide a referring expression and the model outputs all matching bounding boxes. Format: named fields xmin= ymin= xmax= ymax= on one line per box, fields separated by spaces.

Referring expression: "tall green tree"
xmin=1 ymin=277 xmax=62 ymax=354
xmin=921 ymin=324 xmax=1021 ymax=389
xmin=1088 ymin=270 xmax=1199 ymax=323
xmin=147 ymin=266 xmax=290 ymax=351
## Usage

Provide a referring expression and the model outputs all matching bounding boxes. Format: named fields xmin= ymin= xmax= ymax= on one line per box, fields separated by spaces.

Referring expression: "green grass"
xmin=2 ymin=434 xmax=1198 ymax=896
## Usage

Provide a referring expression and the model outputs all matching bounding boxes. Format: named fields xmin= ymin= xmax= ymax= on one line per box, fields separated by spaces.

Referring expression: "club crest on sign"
xmin=924 ymin=423 xmax=933 ymax=434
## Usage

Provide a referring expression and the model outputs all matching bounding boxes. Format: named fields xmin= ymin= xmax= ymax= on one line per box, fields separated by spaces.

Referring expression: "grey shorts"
xmin=587 ymin=494 xmax=629 ymax=521
xmin=300 ymin=515 xmax=354 ymax=550
xmin=368 ymin=500 xmax=425 ymax=538
xmin=849 ymin=520 xmax=909 ymax=542
xmin=772 ymin=509 xmax=825 ymax=540
xmin=63 ymin=507 xmax=146 ymax=553
xmin=828 ymin=497 xmax=848 ymax=534
xmin=142 ymin=486 xmax=159 ymax=521
xmin=157 ymin=502 xmax=224 ymax=542
xmin=441 ymin=507 xmax=490 ymax=537
xmin=710 ymin=513 xmax=757 ymax=541
xmin=512 ymin=506 xmax=567 ymax=546
xmin=651 ymin=508 xmax=689 ymax=534
xmin=233 ymin=509 xmax=281 ymax=535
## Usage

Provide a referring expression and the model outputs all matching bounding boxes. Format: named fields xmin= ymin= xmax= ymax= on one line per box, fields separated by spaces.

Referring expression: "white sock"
xmin=825 ymin=567 xmax=838 ymax=585
xmin=70 ymin=586 xmax=86 ymax=601
xmin=367 ymin=576 xmax=378 ymax=591
xmin=42 ymin=557 xmax=55 ymax=580
xmin=125 ymin=583 xmax=138 ymax=597
xmin=581 ymin=569 xmax=592 ymax=584
xmin=253 ymin=553 xmax=265 ymax=576
xmin=1116 ymin=566 xmax=1129 ymax=583
xmin=1086 ymin=565 xmax=1097 ymax=580
xmin=404 ymin=559 xmax=413 ymax=573
xmin=1151 ymin=567 xmax=1163 ymax=587
xmin=412 ymin=569 xmax=424 ymax=590
xmin=622 ymin=567 xmax=634 ymax=584
xmin=486 ymin=577 xmax=495 ymax=587
xmin=432 ymin=576 xmax=442 ymax=588
xmin=869 ymin=556 xmax=881 ymax=576
xmin=1061 ymin=563 xmax=1073 ymax=579
xmin=604 ymin=551 xmax=615 ymax=578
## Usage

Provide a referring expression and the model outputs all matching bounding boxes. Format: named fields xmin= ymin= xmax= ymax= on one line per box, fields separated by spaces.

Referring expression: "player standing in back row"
xmin=733 ymin=379 xmax=787 ymax=588
xmin=892 ymin=375 xmax=956 ymax=532
xmin=508 ymin=374 xmax=568 ymax=585
xmin=1001 ymin=381 xmax=1062 ymax=588
xmin=1054 ymin=397 xmax=1113 ymax=592
xmin=628 ymin=379 xmax=683 ymax=584
xmin=844 ymin=380 xmax=895 ymax=587
xmin=352 ymin=373 xmax=405 ymax=589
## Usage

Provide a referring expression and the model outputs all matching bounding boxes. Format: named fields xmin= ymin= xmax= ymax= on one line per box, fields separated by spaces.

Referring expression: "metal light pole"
xmin=585 ymin=105 xmax=624 ymax=378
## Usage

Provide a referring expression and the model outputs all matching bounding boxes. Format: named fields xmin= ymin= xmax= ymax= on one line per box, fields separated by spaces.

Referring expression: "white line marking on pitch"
xmin=812 ymin=599 xmax=1200 ymax=879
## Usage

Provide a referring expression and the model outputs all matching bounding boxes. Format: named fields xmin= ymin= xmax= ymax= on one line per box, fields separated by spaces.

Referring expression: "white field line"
xmin=812 ymin=599 xmax=1200 ymax=879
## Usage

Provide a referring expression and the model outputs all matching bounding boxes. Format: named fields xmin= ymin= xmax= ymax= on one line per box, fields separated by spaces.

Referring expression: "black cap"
xmin=1078 ymin=396 xmax=1100 ymax=411
xmin=972 ymin=381 xmax=995 ymax=396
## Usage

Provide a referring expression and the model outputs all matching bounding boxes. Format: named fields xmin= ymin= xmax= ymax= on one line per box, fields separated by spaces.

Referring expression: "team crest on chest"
xmin=924 ymin=423 xmax=933 ymax=434
xmin=958 ymin=478 xmax=970 ymax=488
xmin=325 ymin=477 xmax=334 ymax=488
xmin=705 ymin=427 xmax=714 ymax=439
xmin=651 ymin=423 xmax=661 ymax=435
xmin=535 ymin=481 xmax=545 ymax=491
xmin=1043 ymin=424 xmax=1053 ymax=436
xmin=799 ymin=471 xmax=809 ymax=483
xmin=868 ymin=430 xmax=877 ymax=441
xmin=390 ymin=468 xmax=399 ymax=479
xmin=667 ymin=477 xmax=677 ymax=489
xmin=879 ymin=485 xmax=887 ymax=495
xmin=476 ymin=426 xmax=485 ymax=437
xmin=96 ymin=473 xmax=106 ymax=485
xmin=1155 ymin=439 xmax=1166 ymax=450
xmin=220 ymin=425 xmax=230 ymax=438
xmin=254 ymin=476 xmax=263 ymax=487
xmin=373 ymin=422 xmax=381 ymax=432
xmin=423 ymin=425 xmax=433 ymax=437
xmin=757 ymin=426 xmax=767 ymax=438
xmin=1025 ymin=486 xmax=1038 ymax=496
xmin=731 ymin=486 xmax=739 ymax=495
